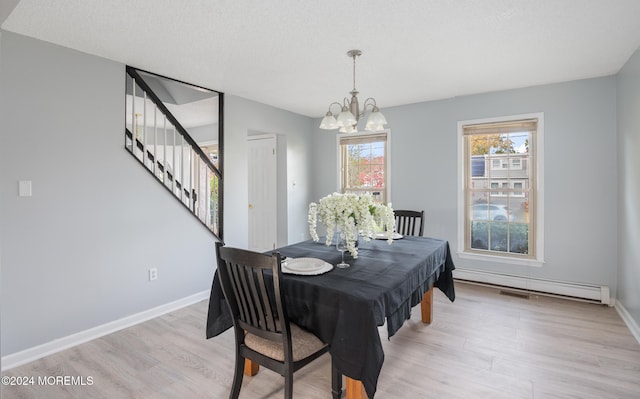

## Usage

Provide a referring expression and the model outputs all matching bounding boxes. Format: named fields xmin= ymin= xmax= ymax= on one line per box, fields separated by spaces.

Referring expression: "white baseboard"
xmin=615 ymin=301 xmax=640 ymax=345
xmin=453 ymin=268 xmax=611 ymax=304
xmin=2 ymin=290 xmax=210 ymax=371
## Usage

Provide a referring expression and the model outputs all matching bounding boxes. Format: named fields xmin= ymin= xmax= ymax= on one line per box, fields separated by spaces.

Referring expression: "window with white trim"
xmin=339 ymin=132 xmax=389 ymax=203
xmin=462 ymin=117 xmax=539 ymax=259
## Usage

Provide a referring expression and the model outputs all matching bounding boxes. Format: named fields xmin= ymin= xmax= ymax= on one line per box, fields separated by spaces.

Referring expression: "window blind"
xmin=339 ymin=133 xmax=387 ymax=146
xmin=463 ymin=119 xmax=537 ymax=135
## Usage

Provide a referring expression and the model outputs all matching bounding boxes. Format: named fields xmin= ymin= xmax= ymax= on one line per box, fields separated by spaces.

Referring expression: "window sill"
xmin=457 ymin=251 xmax=544 ymax=267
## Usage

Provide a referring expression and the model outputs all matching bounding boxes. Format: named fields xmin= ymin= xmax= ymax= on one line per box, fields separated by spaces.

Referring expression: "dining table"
xmin=206 ymin=235 xmax=456 ymax=398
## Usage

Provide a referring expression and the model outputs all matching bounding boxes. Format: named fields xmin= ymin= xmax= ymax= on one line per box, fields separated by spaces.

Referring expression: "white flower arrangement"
xmin=308 ymin=192 xmax=395 ymax=258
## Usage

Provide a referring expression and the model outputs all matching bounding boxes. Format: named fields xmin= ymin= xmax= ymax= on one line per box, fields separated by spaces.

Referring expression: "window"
xmin=513 ymin=182 xmax=523 ymax=197
xmin=459 ymin=115 xmax=543 ymax=265
xmin=339 ymin=132 xmax=389 ymax=203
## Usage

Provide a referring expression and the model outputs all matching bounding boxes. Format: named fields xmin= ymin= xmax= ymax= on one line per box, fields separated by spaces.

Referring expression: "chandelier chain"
xmin=352 ymin=52 xmax=357 ymax=92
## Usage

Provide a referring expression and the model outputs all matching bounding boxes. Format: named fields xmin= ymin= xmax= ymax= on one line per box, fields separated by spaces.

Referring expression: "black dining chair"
xmin=394 ymin=210 xmax=425 ymax=237
xmin=215 ymin=242 xmax=339 ymax=399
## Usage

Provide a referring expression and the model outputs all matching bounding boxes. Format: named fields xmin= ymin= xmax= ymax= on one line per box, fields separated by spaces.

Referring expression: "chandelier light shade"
xmin=319 ymin=111 xmax=339 ymax=129
xmin=336 ymin=105 xmax=358 ymax=127
xmin=319 ymin=49 xmax=387 ymax=133
xmin=364 ymin=106 xmax=387 ymax=131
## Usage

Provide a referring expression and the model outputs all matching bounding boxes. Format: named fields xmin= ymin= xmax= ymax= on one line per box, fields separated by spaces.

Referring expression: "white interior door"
xmin=248 ymin=135 xmax=277 ymax=252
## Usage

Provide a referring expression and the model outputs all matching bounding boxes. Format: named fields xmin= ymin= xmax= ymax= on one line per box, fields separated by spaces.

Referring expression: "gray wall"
xmin=188 ymin=123 xmax=218 ymax=143
xmin=616 ymin=47 xmax=640 ymax=327
xmin=0 ymin=32 xmax=219 ymax=355
xmin=0 ymin=32 xmax=317 ymax=357
xmin=223 ymin=95 xmax=315 ymax=249
xmin=312 ymin=76 xmax=619 ymax=293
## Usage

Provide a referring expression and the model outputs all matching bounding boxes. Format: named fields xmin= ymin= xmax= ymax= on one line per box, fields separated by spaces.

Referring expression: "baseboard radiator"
xmin=453 ymin=269 xmax=611 ymax=305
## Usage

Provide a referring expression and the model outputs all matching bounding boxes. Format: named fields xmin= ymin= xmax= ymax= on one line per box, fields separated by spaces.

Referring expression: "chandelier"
xmin=319 ymin=49 xmax=387 ymax=133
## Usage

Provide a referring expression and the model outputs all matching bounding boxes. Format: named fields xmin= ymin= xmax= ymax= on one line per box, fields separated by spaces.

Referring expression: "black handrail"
xmin=217 ymin=93 xmax=224 ymax=240
xmin=125 ymin=67 xmax=224 ymax=240
xmin=126 ymin=128 xmax=196 ymax=198
xmin=126 ymin=66 xmax=221 ymax=179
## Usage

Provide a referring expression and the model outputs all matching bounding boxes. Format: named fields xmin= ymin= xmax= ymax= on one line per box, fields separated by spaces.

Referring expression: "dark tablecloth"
xmin=206 ymin=236 xmax=455 ymax=398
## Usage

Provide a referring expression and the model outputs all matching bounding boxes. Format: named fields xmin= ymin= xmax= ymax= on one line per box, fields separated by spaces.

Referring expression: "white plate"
xmin=373 ymin=232 xmax=404 ymax=240
xmin=282 ymin=258 xmax=333 ymax=275
xmin=284 ymin=257 xmax=326 ymax=272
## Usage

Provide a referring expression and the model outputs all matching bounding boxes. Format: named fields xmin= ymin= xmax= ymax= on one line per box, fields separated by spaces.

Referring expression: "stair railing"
xmin=125 ymin=66 xmax=223 ymax=240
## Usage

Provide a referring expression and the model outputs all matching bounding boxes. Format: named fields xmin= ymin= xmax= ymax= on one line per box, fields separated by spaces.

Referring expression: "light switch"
xmin=18 ymin=180 xmax=32 ymax=197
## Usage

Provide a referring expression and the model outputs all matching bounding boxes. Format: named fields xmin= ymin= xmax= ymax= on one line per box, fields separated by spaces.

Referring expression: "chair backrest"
xmin=215 ymin=242 xmax=290 ymax=344
xmin=394 ymin=210 xmax=425 ymax=237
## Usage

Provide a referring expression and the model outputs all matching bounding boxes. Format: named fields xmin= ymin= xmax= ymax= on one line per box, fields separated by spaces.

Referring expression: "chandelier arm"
xmin=362 ymin=97 xmax=379 ymax=113
xmin=327 ymin=101 xmax=343 ymax=115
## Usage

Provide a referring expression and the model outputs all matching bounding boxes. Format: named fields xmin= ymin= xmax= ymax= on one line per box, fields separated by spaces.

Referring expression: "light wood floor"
xmin=3 ymin=282 xmax=640 ymax=398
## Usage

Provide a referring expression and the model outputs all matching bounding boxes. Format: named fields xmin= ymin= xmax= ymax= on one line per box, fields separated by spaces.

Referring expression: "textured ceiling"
xmin=3 ymin=0 xmax=640 ymax=117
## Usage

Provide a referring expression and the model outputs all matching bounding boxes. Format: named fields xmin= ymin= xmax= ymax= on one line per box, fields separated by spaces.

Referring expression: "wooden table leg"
xmin=340 ymin=289 xmax=432 ymax=399
xmin=421 ymin=287 xmax=433 ymax=324
xmin=345 ymin=377 xmax=364 ymax=399
xmin=341 ymin=289 xmax=433 ymax=399
xmin=244 ymin=359 xmax=259 ymax=376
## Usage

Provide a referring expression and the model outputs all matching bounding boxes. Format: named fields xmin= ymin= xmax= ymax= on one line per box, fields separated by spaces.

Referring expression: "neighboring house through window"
xmin=458 ymin=114 xmax=544 ymax=266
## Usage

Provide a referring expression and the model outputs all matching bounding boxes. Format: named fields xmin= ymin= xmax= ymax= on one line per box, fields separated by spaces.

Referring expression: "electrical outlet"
xmin=148 ymin=268 xmax=158 ymax=281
